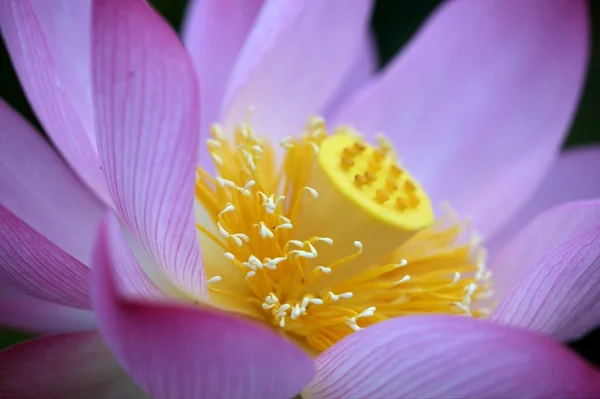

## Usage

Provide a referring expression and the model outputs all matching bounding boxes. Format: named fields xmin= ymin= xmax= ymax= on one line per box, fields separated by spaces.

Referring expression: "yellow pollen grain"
xmin=193 ymin=116 xmax=493 ymax=354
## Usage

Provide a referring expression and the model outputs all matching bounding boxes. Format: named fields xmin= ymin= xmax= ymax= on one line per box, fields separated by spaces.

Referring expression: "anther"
xmin=302 ymin=187 xmax=319 ymax=199
xmin=206 ymin=276 xmax=222 ymax=284
xmin=448 ymin=272 xmax=461 ymax=287
xmin=316 ymin=266 xmax=332 ymax=274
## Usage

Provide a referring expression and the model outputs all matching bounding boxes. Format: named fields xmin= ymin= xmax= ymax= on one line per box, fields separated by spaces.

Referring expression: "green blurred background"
xmin=1 ymin=0 xmax=598 ymax=365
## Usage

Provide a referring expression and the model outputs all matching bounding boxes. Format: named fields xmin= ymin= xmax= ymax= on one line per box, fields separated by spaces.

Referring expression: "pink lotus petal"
xmin=0 ymin=282 xmax=96 ymax=333
xmin=323 ymin=28 xmax=378 ymax=118
xmin=182 ymin=0 xmax=264 ymax=169
xmin=333 ymin=0 xmax=589 ymax=237
xmin=222 ymin=0 xmax=373 ymax=141
xmin=489 ymin=146 xmax=600 ymax=255
xmin=100 ymin=212 xmax=170 ymax=301
xmin=92 ymin=0 xmax=206 ymax=296
xmin=0 ymin=98 xmax=104 ymax=265
xmin=92 ymin=213 xmax=315 ymax=399
xmin=0 ymin=331 xmax=147 ymax=398
xmin=491 ymin=199 xmax=600 ymax=301
xmin=0 ymin=205 xmax=91 ymax=309
xmin=0 ymin=0 xmax=110 ymax=204
xmin=493 ymin=224 xmax=600 ymax=342
xmin=305 ymin=316 xmax=600 ymax=399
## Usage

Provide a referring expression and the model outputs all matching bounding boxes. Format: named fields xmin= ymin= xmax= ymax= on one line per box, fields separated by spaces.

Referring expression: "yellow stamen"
xmin=194 ymin=116 xmax=492 ymax=354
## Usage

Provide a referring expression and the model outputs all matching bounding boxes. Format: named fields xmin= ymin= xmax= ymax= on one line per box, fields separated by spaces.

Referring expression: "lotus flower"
xmin=1 ymin=0 xmax=600 ymax=397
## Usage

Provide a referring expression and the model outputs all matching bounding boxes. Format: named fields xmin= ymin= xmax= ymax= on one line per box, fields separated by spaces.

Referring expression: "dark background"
xmin=1 ymin=0 xmax=598 ymax=367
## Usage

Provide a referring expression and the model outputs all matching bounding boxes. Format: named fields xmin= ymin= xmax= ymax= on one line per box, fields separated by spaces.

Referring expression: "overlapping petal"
xmin=0 ymin=98 xmax=104 ymax=264
xmin=0 ymin=331 xmax=147 ymax=398
xmin=0 ymin=205 xmax=91 ymax=309
xmin=333 ymin=0 xmax=589 ymax=237
xmin=494 ymin=223 xmax=600 ymax=342
xmin=305 ymin=316 xmax=600 ymax=399
xmin=323 ymin=29 xmax=378 ymax=118
xmin=92 ymin=0 xmax=205 ymax=296
xmin=100 ymin=212 xmax=171 ymax=301
xmin=0 ymin=282 xmax=96 ymax=333
xmin=92 ymin=213 xmax=315 ymax=399
xmin=491 ymin=200 xmax=600 ymax=300
xmin=0 ymin=0 xmax=110 ymax=203
xmin=489 ymin=146 xmax=600 ymax=253
xmin=182 ymin=0 xmax=264 ymax=168
xmin=222 ymin=0 xmax=373 ymax=141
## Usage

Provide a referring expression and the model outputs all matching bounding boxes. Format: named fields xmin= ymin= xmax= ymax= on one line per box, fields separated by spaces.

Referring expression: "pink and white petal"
xmin=333 ymin=0 xmax=589 ymax=237
xmin=92 ymin=213 xmax=314 ymax=399
xmin=490 ymin=199 xmax=600 ymax=301
xmin=101 ymin=211 xmax=177 ymax=301
xmin=0 ymin=0 xmax=110 ymax=204
xmin=489 ymin=145 xmax=600 ymax=254
xmin=92 ymin=0 xmax=205 ymax=296
xmin=0 ymin=98 xmax=104 ymax=265
xmin=0 ymin=205 xmax=91 ymax=309
xmin=493 ymin=224 xmax=600 ymax=342
xmin=182 ymin=0 xmax=264 ymax=169
xmin=323 ymin=29 xmax=378 ymax=119
xmin=0 ymin=282 xmax=96 ymax=333
xmin=305 ymin=316 xmax=600 ymax=399
xmin=221 ymin=0 xmax=373 ymax=141
xmin=0 ymin=331 xmax=148 ymax=398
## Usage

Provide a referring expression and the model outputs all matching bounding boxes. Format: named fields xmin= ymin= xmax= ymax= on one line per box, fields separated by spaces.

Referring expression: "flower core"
xmin=195 ymin=117 xmax=491 ymax=353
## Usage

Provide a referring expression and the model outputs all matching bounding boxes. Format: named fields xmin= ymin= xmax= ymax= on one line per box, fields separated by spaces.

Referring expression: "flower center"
xmin=195 ymin=117 xmax=492 ymax=353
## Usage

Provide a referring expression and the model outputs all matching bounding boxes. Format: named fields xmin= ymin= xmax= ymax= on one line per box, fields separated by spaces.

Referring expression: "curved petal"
xmin=101 ymin=211 xmax=176 ymax=301
xmin=305 ymin=316 xmax=600 ymax=399
xmin=0 ymin=98 xmax=104 ymax=265
xmin=490 ymin=199 xmax=600 ymax=301
xmin=333 ymin=0 xmax=589 ymax=237
xmin=323 ymin=28 xmax=378 ymax=118
xmin=182 ymin=0 xmax=264 ymax=168
xmin=0 ymin=0 xmax=110 ymax=203
xmin=92 ymin=213 xmax=315 ymax=399
xmin=92 ymin=0 xmax=205 ymax=296
xmin=493 ymin=224 xmax=600 ymax=342
xmin=0 ymin=205 xmax=91 ymax=309
xmin=0 ymin=282 xmax=96 ymax=333
xmin=221 ymin=0 xmax=373 ymax=141
xmin=489 ymin=145 xmax=600 ymax=254
xmin=0 ymin=331 xmax=148 ymax=398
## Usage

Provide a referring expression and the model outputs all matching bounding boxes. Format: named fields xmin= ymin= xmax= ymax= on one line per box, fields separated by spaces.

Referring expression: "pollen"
xmin=194 ymin=117 xmax=492 ymax=354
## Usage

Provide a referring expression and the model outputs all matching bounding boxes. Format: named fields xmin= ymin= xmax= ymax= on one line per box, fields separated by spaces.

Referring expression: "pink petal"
xmin=0 ymin=0 xmax=111 ymax=204
xmin=92 ymin=0 xmax=205 ymax=296
xmin=489 ymin=145 xmax=600 ymax=254
xmin=0 ymin=98 xmax=104 ymax=265
xmin=323 ymin=28 xmax=378 ymax=118
xmin=101 ymin=212 xmax=174 ymax=301
xmin=0 ymin=331 xmax=147 ymax=398
xmin=92 ymin=213 xmax=315 ymax=399
xmin=491 ymin=199 xmax=600 ymax=301
xmin=0 ymin=205 xmax=91 ymax=309
xmin=493 ymin=224 xmax=600 ymax=342
xmin=0 ymin=282 xmax=96 ymax=333
xmin=182 ymin=0 xmax=264 ymax=168
xmin=332 ymin=0 xmax=589 ymax=237
xmin=221 ymin=0 xmax=373 ymax=140
xmin=305 ymin=316 xmax=600 ymax=399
